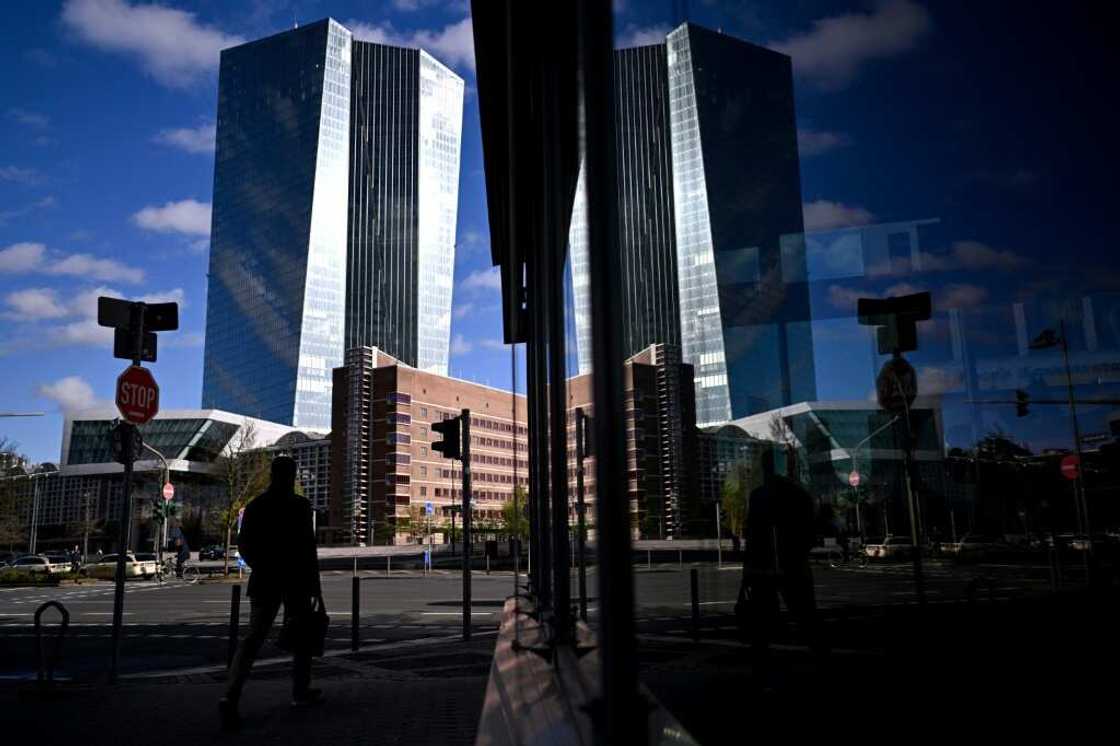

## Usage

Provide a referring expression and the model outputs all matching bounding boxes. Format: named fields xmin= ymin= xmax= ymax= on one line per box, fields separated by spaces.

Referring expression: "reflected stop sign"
xmin=849 ymin=470 xmax=861 ymax=488
xmin=162 ymin=482 xmax=175 ymax=501
xmin=116 ymin=365 xmax=159 ymax=425
xmin=1061 ymin=454 xmax=1080 ymax=480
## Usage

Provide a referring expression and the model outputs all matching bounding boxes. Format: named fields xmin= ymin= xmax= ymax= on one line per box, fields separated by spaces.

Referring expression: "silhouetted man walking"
xmin=220 ymin=456 xmax=322 ymax=729
xmin=740 ymin=446 xmax=827 ymax=686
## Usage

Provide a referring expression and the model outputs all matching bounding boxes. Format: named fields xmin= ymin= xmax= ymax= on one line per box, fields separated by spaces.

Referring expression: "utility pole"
xmin=461 ymin=410 xmax=472 ymax=642
xmin=715 ymin=502 xmax=723 ymax=568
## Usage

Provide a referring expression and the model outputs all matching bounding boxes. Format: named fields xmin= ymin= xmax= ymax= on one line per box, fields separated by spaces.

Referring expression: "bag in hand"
xmin=277 ymin=595 xmax=330 ymax=658
xmin=734 ymin=582 xmax=751 ymax=635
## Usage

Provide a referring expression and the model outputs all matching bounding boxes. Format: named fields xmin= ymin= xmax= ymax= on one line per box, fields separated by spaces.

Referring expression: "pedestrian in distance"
xmin=70 ymin=545 xmax=81 ymax=574
xmin=175 ymin=537 xmax=189 ymax=579
xmin=738 ymin=445 xmax=828 ymax=688
xmin=219 ymin=455 xmax=324 ymax=730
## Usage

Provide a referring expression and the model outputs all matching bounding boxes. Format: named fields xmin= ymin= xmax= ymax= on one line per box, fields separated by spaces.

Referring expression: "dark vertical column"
xmin=544 ymin=55 xmax=572 ymax=644
xmin=578 ymin=0 xmax=644 ymax=741
xmin=462 ymin=410 xmax=473 ymax=641
xmin=575 ymin=408 xmax=589 ymax=621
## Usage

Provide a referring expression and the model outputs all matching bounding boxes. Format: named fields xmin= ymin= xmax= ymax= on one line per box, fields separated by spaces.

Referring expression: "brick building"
xmin=567 ymin=343 xmax=698 ymax=540
xmin=331 ymin=347 xmax=528 ymax=545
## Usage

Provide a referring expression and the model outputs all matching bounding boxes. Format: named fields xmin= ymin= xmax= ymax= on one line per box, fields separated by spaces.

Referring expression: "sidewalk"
xmin=4 ymin=636 xmax=495 ymax=745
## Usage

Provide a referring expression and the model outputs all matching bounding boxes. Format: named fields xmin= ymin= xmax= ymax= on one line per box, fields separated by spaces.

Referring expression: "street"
xmin=0 ymin=557 xmax=1058 ymax=682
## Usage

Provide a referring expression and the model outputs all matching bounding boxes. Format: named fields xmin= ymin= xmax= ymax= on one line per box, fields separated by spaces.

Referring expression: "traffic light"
xmin=1015 ymin=389 xmax=1030 ymax=417
xmin=857 ymin=292 xmax=931 ymax=354
xmin=431 ymin=414 xmax=462 ymax=460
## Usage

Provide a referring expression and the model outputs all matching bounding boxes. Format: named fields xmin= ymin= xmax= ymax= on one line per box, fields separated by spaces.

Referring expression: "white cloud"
xmin=7 ymin=108 xmax=49 ymax=128
xmin=0 ymin=242 xmax=47 ymax=272
xmin=797 ymin=128 xmax=850 ymax=157
xmin=453 ymin=302 xmax=475 ymax=320
xmin=917 ymin=366 xmax=963 ymax=396
xmin=803 ymin=200 xmax=874 ymax=231
xmin=133 ymin=198 xmax=211 ymax=236
xmin=939 ymin=282 xmax=988 ymax=309
xmin=37 ymin=376 xmax=103 ymax=413
xmin=949 ymin=241 xmax=1028 ymax=272
xmin=0 ymin=198 xmax=56 ymax=226
xmin=0 ymin=166 xmax=44 ymax=184
xmin=349 ymin=17 xmax=475 ymax=73
xmin=3 ymin=288 xmax=68 ymax=320
xmin=770 ymin=0 xmax=933 ymax=89
xmin=460 ymin=266 xmax=502 ymax=293
xmin=1 ymin=242 xmax=144 ymax=283
xmin=46 ymin=253 xmax=145 ymax=283
xmin=154 ymin=122 xmax=216 ymax=154
xmin=450 ymin=334 xmax=473 ymax=355
xmin=826 ymin=284 xmax=864 ymax=311
xmin=61 ymin=0 xmax=244 ymax=88
xmin=480 ymin=338 xmax=508 ymax=351
xmin=51 ymin=318 xmax=113 ymax=347
xmin=616 ymin=24 xmax=669 ymax=48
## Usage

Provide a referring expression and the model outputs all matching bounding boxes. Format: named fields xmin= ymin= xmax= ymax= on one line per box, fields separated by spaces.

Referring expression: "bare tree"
xmin=218 ymin=422 xmax=270 ymax=576
xmin=0 ymin=437 xmax=29 ymax=550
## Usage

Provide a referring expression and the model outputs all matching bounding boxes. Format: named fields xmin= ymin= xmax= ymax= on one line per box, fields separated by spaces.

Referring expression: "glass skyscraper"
xmin=203 ymin=20 xmax=463 ymax=429
xmin=569 ymin=22 xmax=814 ymax=426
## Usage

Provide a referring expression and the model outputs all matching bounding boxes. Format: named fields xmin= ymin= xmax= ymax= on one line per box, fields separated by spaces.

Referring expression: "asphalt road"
xmin=0 ymin=558 xmax=1059 ymax=680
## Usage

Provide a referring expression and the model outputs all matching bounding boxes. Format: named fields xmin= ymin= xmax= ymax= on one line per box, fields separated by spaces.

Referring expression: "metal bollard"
xmin=387 ymin=555 xmax=391 ymax=576
xmin=227 ymin=585 xmax=241 ymax=667
xmin=679 ymin=549 xmax=683 ymax=569
xmin=690 ymin=568 xmax=700 ymax=642
xmin=351 ymin=576 xmax=360 ymax=651
xmin=486 ymin=554 xmax=490 ymax=575
xmin=34 ymin=600 xmax=69 ymax=687
xmin=647 ymin=550 xmax=652 ymax=570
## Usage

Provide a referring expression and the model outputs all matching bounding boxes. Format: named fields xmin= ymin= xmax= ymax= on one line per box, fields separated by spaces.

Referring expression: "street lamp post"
xmin=1030 ymin=322 xmax=1091 ymax=541
xmin=28 ymin=473 xmax=43 ymax=555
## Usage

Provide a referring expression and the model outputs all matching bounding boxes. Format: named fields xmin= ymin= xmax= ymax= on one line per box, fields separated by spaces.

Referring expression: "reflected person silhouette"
xmin=740 ymin=445 xmax=828 ymax=685
xmin=219 ymin=455 xmax=323 ymax=730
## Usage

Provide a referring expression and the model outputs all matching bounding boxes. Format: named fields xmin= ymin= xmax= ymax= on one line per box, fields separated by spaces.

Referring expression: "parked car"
xmin=86 ymin=553 xmax=157 ymax=580
xmin=133 ymin=553 xmax=160 ymax=576
xmin=200 ymin=545 xmax=239 ymax=561
xmin=0 ymin=551 xmax=18 ymax=567
xmin=941 ymin=534 xmax=1002 ymax=558
xmin=863 ymin=536 xmax=914 ymax=560
xmin=5 ymin=555 xmax=64 ymax=574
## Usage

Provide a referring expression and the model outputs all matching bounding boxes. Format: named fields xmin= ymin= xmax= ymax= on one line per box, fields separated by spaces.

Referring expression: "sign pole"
xmin=109 ymin=424 xmax=136 ymax=683
xmin=461 ymin=410 xmax=472 ymax=642
xmin=892 ymin=359 xmax=927 ymax=607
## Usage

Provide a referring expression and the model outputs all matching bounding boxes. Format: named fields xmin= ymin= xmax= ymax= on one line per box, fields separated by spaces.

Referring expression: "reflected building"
xmin=569 ymin=22 xmax=814 ymax=427
xmin=203 ymin=19 xmax=464 ymax=429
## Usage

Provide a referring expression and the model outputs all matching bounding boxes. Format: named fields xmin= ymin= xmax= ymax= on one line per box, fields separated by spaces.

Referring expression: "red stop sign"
xmin=1060 ymin=454 xmax=1080 ymax=481
xmin=849 ymin=470 xmax=861 ymax=488
xmin=162 ymin=482 xmax=175 ymax=501
xmin=116 ymin=365 xmax=159 ymax=425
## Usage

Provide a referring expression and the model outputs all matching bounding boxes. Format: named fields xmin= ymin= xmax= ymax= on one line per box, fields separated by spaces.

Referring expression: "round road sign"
xmin=849 ymin=470 xmax=861 ymax=488
xmin=876 ymin=356 xmax=917 ymax=413
xmin=162 ymin=482 xmax=175 ymax=501
xmin=116 ymin=365 xmax=159 ymax=425
xmin=1060 ymin=454 xmax=1080 ymax=481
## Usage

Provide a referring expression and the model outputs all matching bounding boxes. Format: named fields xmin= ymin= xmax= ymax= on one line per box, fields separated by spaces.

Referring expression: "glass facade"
xmin=66 ymin=418 xmax=239 ymax=465
xmin=346 ymin=43 xmax=463 ymax=376
xmin=415 ymin=51 xmax=464 ymax=375
xmin=569 ymin=24 xmax=813 ymax=427
xmin=203 ymin=20 xmax=350 ymax=429
xmin=204 ymin=23 xmax=462 ymax=427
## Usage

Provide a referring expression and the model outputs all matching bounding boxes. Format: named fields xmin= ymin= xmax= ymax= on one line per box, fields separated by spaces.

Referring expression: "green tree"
xmin=721 ymin=458 xmax=754 ymax=548
xmin=0 ymin=437 xmax=29 ymax=550
xmin=500 ymin=486 xmax=529 ymax=540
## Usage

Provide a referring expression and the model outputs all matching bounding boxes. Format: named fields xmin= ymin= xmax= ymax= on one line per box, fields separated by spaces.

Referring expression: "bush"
xmin=0 ymin=568 xmax=70 ymax=586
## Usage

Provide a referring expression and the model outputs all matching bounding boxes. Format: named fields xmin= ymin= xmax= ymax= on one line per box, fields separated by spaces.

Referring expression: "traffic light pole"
xmin=110 ymin=303 xmax=145 ymax=683
xmin=893 ymin=360 xmax=927 ymax=607
xmin=461 ymin=410 xmax=472 ymax=642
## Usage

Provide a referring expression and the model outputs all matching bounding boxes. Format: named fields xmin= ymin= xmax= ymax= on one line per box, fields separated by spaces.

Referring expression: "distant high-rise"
xmin=569 ymin=23 xmax=814 ymax=426
xmin=203 ymin=19 xmax=463 ymax=429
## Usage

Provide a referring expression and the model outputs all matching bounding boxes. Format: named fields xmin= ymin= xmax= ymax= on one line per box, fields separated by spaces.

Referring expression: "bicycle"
xmin=155 ymin=556 xmax=200 ymax=584
xmin=828 ymin=546 xmax=869 ymax=569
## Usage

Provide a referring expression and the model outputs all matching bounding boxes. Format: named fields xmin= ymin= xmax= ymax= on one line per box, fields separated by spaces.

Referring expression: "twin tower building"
xmin=201 ymin=19 xmax=812 ymax=431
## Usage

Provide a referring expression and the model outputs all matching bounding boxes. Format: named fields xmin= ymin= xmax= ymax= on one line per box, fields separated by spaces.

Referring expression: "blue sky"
xmin=1 ymin=1 xmax=1117 ymax=462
